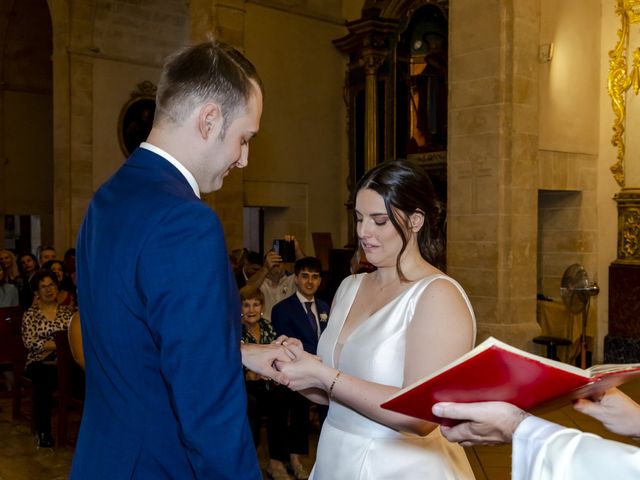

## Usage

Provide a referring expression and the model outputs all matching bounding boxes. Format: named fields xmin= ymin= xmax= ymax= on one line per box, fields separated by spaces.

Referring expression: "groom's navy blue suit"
xmin=72 ymin=147 xmax=259 ymax=479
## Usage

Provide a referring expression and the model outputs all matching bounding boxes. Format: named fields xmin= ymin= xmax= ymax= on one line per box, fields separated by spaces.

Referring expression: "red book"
xmin=380 ymin=337 xmax=640 ymax=426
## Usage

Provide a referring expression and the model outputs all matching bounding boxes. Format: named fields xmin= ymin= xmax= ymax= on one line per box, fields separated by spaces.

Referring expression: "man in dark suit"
xmin=72 ymin=41 xmax=293 ymax=480
xmin=270 ymin=257 xmax=329 ymax=479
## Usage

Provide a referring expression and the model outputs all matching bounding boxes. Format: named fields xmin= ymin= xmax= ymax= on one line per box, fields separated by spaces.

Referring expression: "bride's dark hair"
xmin=354 ymin=159 xmax=445 ymax=280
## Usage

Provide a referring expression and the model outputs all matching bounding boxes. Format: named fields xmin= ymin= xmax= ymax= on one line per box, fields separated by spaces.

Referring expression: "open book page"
xmin=588 ymin=363 xmax=640 ymax=375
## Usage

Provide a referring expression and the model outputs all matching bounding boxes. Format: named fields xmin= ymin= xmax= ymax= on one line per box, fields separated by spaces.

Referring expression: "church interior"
xmin=2 ymin=0 xmax=640 ymax=478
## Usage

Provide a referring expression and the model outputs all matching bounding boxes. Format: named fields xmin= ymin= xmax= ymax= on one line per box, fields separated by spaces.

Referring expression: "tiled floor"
xmin=1 ymin=380 xmax=639 ymax=479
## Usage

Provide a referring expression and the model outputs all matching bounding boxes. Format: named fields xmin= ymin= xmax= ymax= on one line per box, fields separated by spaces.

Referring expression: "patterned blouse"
xmin=21 ymin=305 xmax=74 ymax=366
xmin=241 ymin=318 xmax=277 ymax=345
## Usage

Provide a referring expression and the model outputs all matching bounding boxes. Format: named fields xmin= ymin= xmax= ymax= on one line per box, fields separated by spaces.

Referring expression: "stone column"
xmin=188 ymin=0 xmax=247 ymax=250
xmin=49 ymin=0 xmax=95 ymax=252
xmin=605 ymin=0 xmax=640 ymax=362
xmin=362 ymin=54 xmax=384 ymax=170
xmin=448 ymin=0 xmax=541 ymax=349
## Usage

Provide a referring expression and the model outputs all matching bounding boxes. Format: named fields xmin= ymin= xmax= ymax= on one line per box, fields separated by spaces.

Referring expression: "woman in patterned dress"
xmin=21 ymin=270 xmax=74 ymax=448
xmin=240 ymin=285 xmax=292 ymax=479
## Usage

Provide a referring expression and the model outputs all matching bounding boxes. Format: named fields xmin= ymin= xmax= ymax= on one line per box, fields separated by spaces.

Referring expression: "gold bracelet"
xmin=329 ymin=370 xmax=342 ymax=398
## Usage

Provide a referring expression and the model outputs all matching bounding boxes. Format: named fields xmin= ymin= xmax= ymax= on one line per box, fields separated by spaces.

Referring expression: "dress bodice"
xmin=320 ymin=272 xmax=476 ymax=377
xmin=317 ymin=272 xmax=476 ymax=439
xmin=311 ymin=272 xmax=477 ymax=479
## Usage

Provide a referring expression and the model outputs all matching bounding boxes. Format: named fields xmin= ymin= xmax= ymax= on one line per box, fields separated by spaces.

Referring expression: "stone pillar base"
xmin=605 ymin=262 xmax=640 ymax=362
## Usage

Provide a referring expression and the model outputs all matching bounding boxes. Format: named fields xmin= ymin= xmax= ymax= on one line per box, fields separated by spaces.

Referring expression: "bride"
xmin=278 ymin=160 xmax=476 ymax=479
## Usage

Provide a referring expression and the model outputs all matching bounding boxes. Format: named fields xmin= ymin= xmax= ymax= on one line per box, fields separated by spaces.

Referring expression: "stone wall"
xmin=50 ymin=0 xmax=188 ymax=251
xmin=448 ymin=0 xmax=540 ymax=349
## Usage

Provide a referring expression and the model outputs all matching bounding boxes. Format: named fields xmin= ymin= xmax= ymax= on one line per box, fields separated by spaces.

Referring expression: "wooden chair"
xmin=0 ymin=307 xmax=22 ymax=398
xmin=0 ymin=307 xmax=22 ymax=372
xmin=53 ymin=330 xmax=84 ymax=446
xmin=0 ymin=306 xmax=34 ymax=427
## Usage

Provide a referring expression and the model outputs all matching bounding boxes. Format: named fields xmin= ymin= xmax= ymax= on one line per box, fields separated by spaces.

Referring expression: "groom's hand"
xmin=240 ymin=343 xmax=295 ymax=385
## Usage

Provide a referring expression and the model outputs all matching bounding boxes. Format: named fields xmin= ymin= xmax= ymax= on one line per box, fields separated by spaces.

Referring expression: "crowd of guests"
xmin=0 ymin=245 xmax=81 ymax=448
xmin=0 ymin=246 xmax=77 ymax=310
xmin=233 ymin=243 xmax=328 ymax=480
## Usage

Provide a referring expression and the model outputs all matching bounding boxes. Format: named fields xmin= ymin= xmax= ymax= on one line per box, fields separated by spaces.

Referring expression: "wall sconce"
xmin=538 ymin=43 xmax=554 ymax=63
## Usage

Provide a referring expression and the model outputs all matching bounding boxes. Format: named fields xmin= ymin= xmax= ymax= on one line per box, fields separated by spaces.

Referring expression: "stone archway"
xmin=0 ymin=0 xmax=53 ymax=253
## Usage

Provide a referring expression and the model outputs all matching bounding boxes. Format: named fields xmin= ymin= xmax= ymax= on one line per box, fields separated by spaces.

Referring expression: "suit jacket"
xmin=72 ymin=147 xmax=259 ymax=479
xmin=271 ymin=293 xmax=329 ymax=355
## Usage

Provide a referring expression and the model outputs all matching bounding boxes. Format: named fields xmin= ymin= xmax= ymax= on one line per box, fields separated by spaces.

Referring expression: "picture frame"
xmin=117 ymin=81 xmax=157 ymax=157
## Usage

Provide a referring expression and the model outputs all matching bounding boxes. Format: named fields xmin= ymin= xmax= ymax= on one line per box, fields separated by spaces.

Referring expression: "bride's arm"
xmin=279 ymin=279 xmax=475 ymax=435
xmin=299 ymin=388 xmax=329 ymax=405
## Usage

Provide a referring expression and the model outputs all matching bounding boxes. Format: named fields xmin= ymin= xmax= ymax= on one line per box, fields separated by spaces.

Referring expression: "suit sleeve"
xmin=270 ymin=301 xmax=290 ymax=337
xmin=138 ymin=200 xmax=259 ymax=479
xmin=512 ymin=416 xmax=640 ymax=480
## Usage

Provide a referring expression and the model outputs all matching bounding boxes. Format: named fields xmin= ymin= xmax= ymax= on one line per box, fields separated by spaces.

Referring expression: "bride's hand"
xmin=272 ymin=335 xmax=303 ymax=351
xmin=275 ymin=343 xmax=329 ymax=391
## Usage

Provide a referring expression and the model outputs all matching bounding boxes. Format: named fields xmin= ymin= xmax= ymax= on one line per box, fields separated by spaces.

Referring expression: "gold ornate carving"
xmin=608 ymin=0 xmax=640 ymax=187
xmin=615 ymin=189 xmax=640 ymax=263
xmin=625 ymin=0 xmax=640 ymax=23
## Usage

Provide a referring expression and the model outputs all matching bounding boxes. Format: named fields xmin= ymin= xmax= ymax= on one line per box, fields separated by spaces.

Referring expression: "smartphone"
xmin=272 ymin=239 xmax=296 ymax=263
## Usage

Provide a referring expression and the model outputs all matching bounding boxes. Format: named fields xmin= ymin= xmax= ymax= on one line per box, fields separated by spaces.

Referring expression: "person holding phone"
xmin=246 ymin=235 xmax=305 ymax=318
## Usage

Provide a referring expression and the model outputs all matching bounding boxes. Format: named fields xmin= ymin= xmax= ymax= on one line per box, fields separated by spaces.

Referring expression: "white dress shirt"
xmin=260 ymin=273 xmax=296 ymax=319
xmin=295 ymin=290 xmax=320 ymax=338
xmin=140 ymin=142 xmax=200 ymax=198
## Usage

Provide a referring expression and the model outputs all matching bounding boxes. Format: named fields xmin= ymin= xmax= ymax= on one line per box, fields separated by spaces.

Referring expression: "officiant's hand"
xmin=240 ymin=343 xmax=295 ymax=385
xmin=274 ymin=343 xmax=327 ymax=391
xmin=433 ymin=401 xmax=530 ymax=446
xmin=574 ymin=388 xmax=640 ymax=439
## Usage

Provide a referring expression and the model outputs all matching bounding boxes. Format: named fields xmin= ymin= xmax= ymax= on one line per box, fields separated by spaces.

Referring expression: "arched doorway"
xmin=0 ymin=0 xmax=53 ymax=255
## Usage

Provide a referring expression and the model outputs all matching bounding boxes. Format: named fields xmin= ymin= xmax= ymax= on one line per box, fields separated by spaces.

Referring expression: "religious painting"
xmin=402 ymin=6 xmax=448 ymax=155
xmin=118 ymin=81 xmax=157 ymax=157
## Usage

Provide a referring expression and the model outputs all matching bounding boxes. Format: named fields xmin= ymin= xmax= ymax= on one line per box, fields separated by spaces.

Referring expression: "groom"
xmin=72 ymin=41 xmax=292 ymax=479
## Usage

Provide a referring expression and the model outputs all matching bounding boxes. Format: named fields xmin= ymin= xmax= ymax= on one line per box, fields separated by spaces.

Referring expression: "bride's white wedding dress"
xmin=311 ymin=273 xmax=476 ymax=480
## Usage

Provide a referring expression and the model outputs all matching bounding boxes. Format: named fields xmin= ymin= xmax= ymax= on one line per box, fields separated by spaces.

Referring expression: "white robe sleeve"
xmin=512 ymin=416 xmax=640 ymax=480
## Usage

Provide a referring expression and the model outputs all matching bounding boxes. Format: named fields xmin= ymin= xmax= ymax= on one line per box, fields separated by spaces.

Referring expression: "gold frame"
xmin=608 ymin=0 xmax=640 ymax=187
xmin=117 ymin=81 xmax=157 ymax=158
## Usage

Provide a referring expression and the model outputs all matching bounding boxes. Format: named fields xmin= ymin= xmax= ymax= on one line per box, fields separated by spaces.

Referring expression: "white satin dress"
xmin=310 ymin=273 xmax=477 ymax=480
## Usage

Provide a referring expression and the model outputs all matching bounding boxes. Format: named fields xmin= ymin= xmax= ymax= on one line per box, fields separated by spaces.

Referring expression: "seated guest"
xmin=230 ymin=248 xmax=247 ymax=272
xmin=38 ymin=245 xmax=57 ymax=265
xmin=240 ymin=285 xmax=283 ymax=474
xmin=17 ymin=253 xmax=39 ymax=309
xmin=0 ymin=266 xmax=19 ymax=307
xmin=236 ymin=250 xmax=263 ymax=289
xmin=42 ymin=259 xmax=77 ymax=307
xmin=0 ymin=249 xmax=20 ymax=285
xmin=21 ymin=270 xmax=74 ymax=448
xmin=269 ymin=257 xmax=329 ymax=480
xmin=433 ymin=387 xmax=640 ymax=479
xmin=63 ymin=248 xmax=77 ymax=286
xmin=246 ymin=235 xmax=305 ymax=318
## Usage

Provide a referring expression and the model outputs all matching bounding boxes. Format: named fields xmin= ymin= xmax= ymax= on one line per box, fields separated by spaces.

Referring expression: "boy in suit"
xmin=270 ymin=257 xmax=329 ymax=479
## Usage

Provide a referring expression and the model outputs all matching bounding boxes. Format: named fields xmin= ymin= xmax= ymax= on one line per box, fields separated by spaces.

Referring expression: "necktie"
xmin=304 ymin=301 xmax=318 ymax=337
